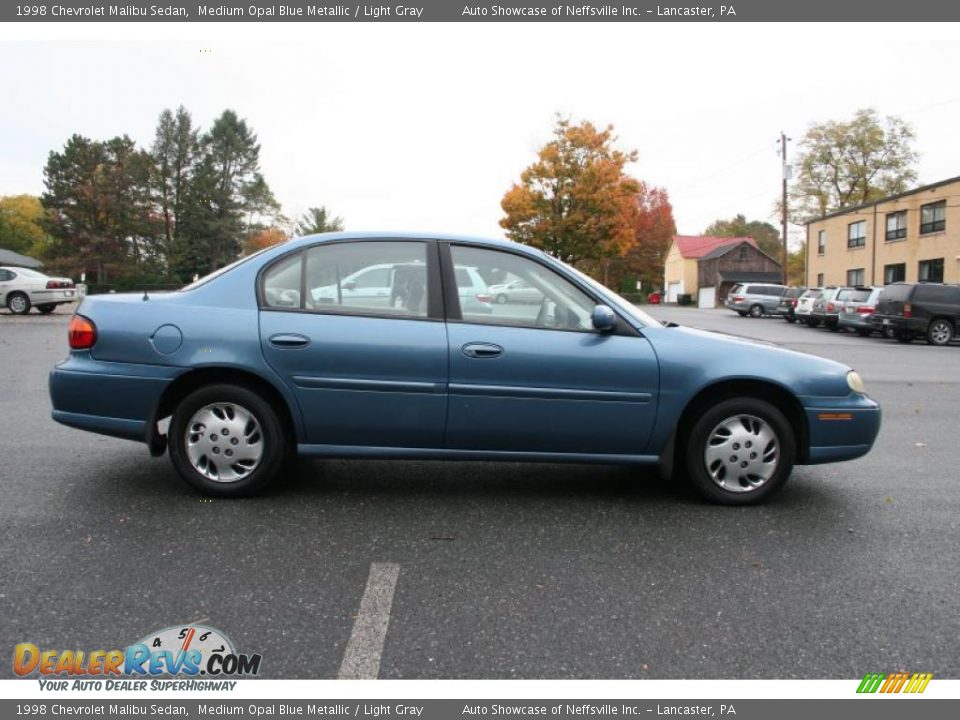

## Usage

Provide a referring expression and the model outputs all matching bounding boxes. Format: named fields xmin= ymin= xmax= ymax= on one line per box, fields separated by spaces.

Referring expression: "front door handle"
xmin=462 ymin=342 xmax=503 ymax=359
xmin=269 ymin=333 xmax=310 ymax=349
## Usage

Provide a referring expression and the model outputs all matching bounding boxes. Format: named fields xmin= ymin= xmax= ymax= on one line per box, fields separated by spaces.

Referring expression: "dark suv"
xmin=869 ymin=282 xmax=960 ymax=346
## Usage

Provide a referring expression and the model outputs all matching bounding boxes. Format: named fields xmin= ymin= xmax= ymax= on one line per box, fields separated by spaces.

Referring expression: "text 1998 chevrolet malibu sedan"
xmin=49 ymin=233 xmax=881 ymax=504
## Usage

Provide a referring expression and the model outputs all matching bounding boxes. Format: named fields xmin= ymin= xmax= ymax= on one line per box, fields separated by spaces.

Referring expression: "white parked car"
xmin=0 ymin=266 xmax=77 ymax=315
xmin=794 ymin=288 xmax=821 ymax=325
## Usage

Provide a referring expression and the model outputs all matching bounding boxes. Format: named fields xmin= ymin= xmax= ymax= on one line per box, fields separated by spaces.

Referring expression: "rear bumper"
xmin=801 ymin=394 xmax=882 ymax=464
xmin=838 ymin=313 xmax=872 ymax=330
xmin=49 ymin=354 xmax=181 ymax=443
xmin=31 ymin=289 xmax=78 ymax=304
xmin=869 ymin=315 xmax=924 ymax=333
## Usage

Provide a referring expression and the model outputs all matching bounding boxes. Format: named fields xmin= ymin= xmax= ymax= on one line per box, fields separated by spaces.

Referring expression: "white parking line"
xmin=338 ymin=562 xmax=400 ymax=679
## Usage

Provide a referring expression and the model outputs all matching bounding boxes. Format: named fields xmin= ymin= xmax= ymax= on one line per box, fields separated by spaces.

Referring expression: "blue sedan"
xmin=49 ymin=232 xmax=881 ymax=504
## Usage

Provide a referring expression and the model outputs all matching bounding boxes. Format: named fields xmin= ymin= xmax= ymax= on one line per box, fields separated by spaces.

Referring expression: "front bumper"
xmin=801 ymin=393 xmax=882 ymax=464
xmin=49 ymin=353 xmax=181 ymax=443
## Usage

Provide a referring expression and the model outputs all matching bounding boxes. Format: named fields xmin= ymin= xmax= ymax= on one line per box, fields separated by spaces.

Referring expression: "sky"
xmin=2 ymin=22 xmax=959 ymax=248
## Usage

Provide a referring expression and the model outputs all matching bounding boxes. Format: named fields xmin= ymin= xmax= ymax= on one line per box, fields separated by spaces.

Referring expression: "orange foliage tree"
xmin=500 ymin=117 xmax=641 ymax=267
xmin=243 ymin=227 xmax=287 ymax=255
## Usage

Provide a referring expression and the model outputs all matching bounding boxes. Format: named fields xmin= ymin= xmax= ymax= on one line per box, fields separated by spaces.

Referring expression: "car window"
xmin=262 ymin=253 xmax=303 ymax=309
xmin=801 ymin=289 xmax=820 ymax=299
xmin=297 ymin=241 xmax=429 ymax=318
xmin=730 ymin=284 xmax=744 ymax=295
xmin=913 ymin=284 xmax=958 ymax=303
xmin=842 ymin=289 xmax=871 ymax=302
xmin=0 ymin=270 xmax=14 ymax=281
xmin=450 ymin=245 xmax=594 ymax=331
xmin=454 ymin=268 xmax=473 ymax=287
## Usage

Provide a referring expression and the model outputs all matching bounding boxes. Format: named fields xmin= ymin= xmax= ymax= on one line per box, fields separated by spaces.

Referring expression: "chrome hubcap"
xmin=703 ymin=414 xmax=779 ymax=493
xmin=185 ymin=403 xmax=263 ymax=483
xmin=931 ymin=322 xmax=951 ymax=344
xmin=10 ymin=296 xmax=26 ymax=312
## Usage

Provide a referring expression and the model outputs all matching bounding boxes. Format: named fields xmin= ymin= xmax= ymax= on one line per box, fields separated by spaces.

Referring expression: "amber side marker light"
xmin=818 ymin=413 xmax=853 ymax=421
xmin=68 ymin=315 xmax=97 ymax=350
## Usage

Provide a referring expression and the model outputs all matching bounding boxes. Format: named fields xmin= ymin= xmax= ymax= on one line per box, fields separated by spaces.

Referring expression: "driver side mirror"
xmin=342 ymin=280 xmax=357 ymax=291
xmin=591 ymin=304 xmax=617 ymax=332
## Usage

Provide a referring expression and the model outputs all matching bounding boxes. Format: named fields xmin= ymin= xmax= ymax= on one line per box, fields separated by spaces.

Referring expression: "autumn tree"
xmin=243 ymin=226 xmax=288 ymax=255
xmin=296 ymin=206 xmax=344 ymax=236
xmin=41 ymin=135 xmax=161 ymax=282
xmin=621 ymin=183 xmax=676 ymax=291
xmin=790 ymin=108 xmax=918 ymax=220
xmin=500 ymin=117 xmax=641 ymax=267
xmin=703 ymin=214 xmax=781 ymax=259
xmin=0 ymin=195 xmax=53 ymax=257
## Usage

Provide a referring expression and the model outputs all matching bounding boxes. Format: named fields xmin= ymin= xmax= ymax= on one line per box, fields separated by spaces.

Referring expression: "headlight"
xmin=847 ymin=371 xmax=866 ymax=394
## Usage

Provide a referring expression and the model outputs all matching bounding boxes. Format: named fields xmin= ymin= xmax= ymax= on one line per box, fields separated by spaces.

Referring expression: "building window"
xmin=918 ymin=258 xmax=944 ymax=283
xmin=846 ymin=268 xmax=865 ymax=286
xmin=884 ymin=263 xmax=906 ymax=284
xmin=847 ymin=220 xmax=866 ymax=248
xmin=885 ymin=211 xmax=907 ymax=241
xmin=816 ymin=272 xmax=824 ymax=287
xmin=817 ymin=230 xmax=825 ymax=255
xmin=920 ymin=200 xmax=946 ymax=234
xmin=739 ymin=245 xmax=748 ymax=260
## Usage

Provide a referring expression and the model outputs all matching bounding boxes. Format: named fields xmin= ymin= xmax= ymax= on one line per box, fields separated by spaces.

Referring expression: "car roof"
xmin=285 ymin=231 xmax=529 ymax=254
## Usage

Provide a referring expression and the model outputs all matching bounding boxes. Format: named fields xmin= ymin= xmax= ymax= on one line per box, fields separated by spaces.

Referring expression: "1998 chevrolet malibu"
xmin=49 ymin=233 xmax=881 ymax=504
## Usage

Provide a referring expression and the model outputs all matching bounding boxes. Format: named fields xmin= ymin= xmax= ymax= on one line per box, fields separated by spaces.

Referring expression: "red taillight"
xmin=857 ymin=306 xmax=874 ymax=314
xmin=903 ymin=303 xmax=912 ymax=318
xmin=475 ymin=293 xmax=492 ymax=304
xmin=68 ymin=315 xmax=97 ymax=350
xmin=733 ymin=296 xmax=744 ymax=302
xmin=827 ymin=302 xmax=835 ymax=312
xmin=46 ymin=280 xmax=73 ymax=289
xmin=791 ymin=299 xmax=798 ymax=307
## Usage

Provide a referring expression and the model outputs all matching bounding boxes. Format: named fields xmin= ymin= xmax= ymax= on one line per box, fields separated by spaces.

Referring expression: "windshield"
xmin=181 ymin=246 xmax=274 ymax=291
xmin=564 ymin=262 xmax=663 ymax=328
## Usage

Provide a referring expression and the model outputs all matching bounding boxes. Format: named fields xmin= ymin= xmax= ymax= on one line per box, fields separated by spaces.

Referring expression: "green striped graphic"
xmin=857 ymin=673 xmax=886 ymax=693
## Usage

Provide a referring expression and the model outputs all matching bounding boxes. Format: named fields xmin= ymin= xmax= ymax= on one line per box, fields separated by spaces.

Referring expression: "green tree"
xmin=786 ymin=243 xmax=806 ymax=287
xmin=177 ymin=110 xmax=277 ymax=277
xmin=500 ymin=116 xmax=640 ymax=265
xmin=151 ymin=106 xmax=199 ymax=261
xmin=295 ymin=206 xmax=344 ymax=236
xmin=703 ymin=213 xmax=782 ymax=259
xmin=0 ymin=195 xmax=53 ymax=257
xmin=41 ymin=134 xmax=160 ymax=282
xmin=790 ymin=108 xmax=918 ymax=219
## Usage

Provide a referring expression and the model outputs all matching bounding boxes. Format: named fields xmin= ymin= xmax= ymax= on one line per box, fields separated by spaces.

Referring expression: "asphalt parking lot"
xmin=1 ymin=304 xmax=958 ymax=679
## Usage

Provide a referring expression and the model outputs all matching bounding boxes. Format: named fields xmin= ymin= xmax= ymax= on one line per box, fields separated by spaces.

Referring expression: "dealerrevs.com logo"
xmin=857 ymin=672 xmax=933 ymax=694
xmin=14 ymin=625 xmax=261 ymax=690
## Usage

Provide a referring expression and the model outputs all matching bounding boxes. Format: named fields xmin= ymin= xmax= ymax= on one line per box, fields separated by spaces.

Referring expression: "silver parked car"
xmin=488 ymin=278 xmax=544 ymax=304
xmin=0 ymin=266 xmax=77 ymax=315
xmin=839 ymin=287 xmax=884 ymax=336
xmin=724 ymin=283 xmax=787 ymax=317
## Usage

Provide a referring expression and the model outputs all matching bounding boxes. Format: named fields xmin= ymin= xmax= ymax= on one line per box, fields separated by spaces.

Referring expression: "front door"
xmin=259 ymin=239 xmax=448 ymax=448
xmin=443 ymin=244 xmax=659 ymax=456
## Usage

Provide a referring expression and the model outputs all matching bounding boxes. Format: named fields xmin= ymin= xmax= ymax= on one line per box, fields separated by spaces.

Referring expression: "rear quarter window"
xmin=913 ymin=285 xmax=959 ymax=303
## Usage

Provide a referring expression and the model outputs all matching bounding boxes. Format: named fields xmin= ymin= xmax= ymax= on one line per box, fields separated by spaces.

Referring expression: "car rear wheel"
xmin=7 ymin=292 xmax=30 ymax=315
xmin=856 ymin=329 xmax=871 ymax=337
xmin=784 ymin=315 xmax=796 ymax=323
xmin=37 ymin=304 xmax=56 ymax=314
xmin=808 ymin=318 xmax=821 ymax=328
xmin=748 ymin=304 xmax=763 ymax=318
xmin=496 ymin=293 xmax=508 ymax=304
xmin=895 ymin=331 xmax=913 ymax=343
xmin=684 ymin=397 xmax=795 ymax=505
xmin=927 ymin=319 xmax=954 ymax=346
xmin=168 ymin=384 xmax=288 ymax=497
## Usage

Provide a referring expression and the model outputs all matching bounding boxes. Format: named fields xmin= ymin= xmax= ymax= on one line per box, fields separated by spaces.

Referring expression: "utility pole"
xmin=779 ymin=131 xmax=791 ymax=286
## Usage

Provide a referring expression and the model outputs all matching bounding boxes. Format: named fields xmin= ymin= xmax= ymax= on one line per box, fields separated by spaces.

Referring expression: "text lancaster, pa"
xmin=460 ymin=5 xmax=737 ymax=18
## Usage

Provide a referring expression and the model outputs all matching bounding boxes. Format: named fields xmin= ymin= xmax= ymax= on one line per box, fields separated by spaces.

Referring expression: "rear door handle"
xmin=269 ymin=333 xmax=310 ymax=349
xmin=462 ymin=342 xmax=503 ymax=359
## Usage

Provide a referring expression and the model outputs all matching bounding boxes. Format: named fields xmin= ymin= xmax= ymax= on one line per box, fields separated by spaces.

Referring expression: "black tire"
xmin=7 ymin=292 xmax=31 ymax=315
xmin=883 ymin=327 xmax=895 ymax=339
xmin=808 ymin=317 xmax=821 ymax=328
xmin=168 ymin=383 xmax=288 ymax=497
xmin=784 ymin=315 xmax=797 ymax=324
xmin=737 ymin=311 xmax=748 ymax=317
xmin=683 ymin=397 xmax=796 ymax=506
xmin=748 ymin=304 xmax=764 ymax=318
xmin=856 ymin=329 xmax=871 ymax=337
xmin=926 ymin=319 xmax=954 ymax=346
xmin=37 ymin=304 xmax=56 ymax=314
xmin=895 ymin=331 xmax=913 ymax=344
xmin=495 ymin=293 xmax=508 ymax=305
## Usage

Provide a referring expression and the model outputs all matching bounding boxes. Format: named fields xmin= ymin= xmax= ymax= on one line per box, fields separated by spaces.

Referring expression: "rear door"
xmin=258 ymin=239 xmax=449 ymax=448
xmin=442 ymin=243 xmax=659 ymax=455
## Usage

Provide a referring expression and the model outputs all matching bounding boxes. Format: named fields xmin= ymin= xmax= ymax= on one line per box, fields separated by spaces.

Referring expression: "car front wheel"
xmin=684 ymin=397 xmax=795 ymax=505
xmin=168 ymin=384 xmax=288 ymax=497
xmin=7 ymin=292 xmax=30 ymax=315
xmin=927 ymin=319 xmax=954 ymax=346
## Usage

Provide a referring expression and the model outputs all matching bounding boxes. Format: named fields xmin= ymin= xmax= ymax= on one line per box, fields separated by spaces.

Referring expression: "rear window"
xmin=729 ymin=284 xmax=745 ymax=295
xmin=880 ymin=283 xmax=914 ymax=302
xmin=784 ymin=288 xmax=804 ymax=299
xmin=839 ymin=289 xmax=871 ymax=302
xmin=801 ymin=289 xmax=820 ymax=298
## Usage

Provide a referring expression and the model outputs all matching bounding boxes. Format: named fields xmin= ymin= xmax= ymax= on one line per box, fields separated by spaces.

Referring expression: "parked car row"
xmin=726 ymin=281 xmax=960 ymax=346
